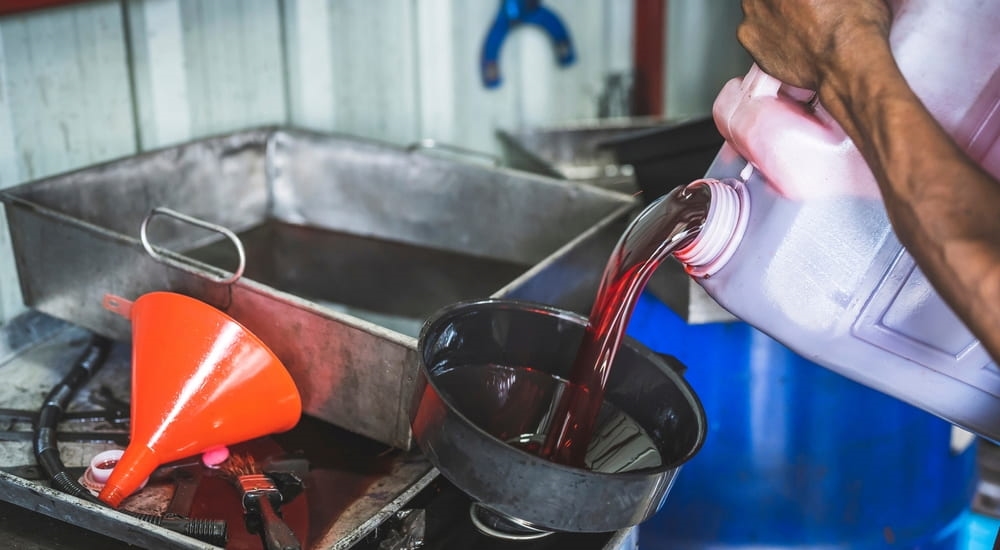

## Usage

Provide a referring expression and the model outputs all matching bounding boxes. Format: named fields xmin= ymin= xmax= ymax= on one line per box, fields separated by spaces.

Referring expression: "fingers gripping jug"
xmin=676 ymin=0 xmax=1000 ymax=439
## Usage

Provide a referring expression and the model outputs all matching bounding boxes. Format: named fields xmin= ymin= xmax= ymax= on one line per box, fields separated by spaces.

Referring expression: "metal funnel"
xmin=411 ymin=299 xmax=706 ymax=534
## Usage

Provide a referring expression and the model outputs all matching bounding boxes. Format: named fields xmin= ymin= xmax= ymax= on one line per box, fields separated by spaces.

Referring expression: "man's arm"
xmin=738 ymin=0 xmax=1000 ymax=361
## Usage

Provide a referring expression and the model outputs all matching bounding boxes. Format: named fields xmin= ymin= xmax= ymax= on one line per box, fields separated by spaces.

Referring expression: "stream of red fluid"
xmin=539 ymin=184 xmax=711 ymax=467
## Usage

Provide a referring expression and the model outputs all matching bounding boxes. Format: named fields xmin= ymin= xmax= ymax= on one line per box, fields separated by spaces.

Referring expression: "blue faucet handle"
xmin=480 ymin=0 xmax=576 ymax=89
xmin=525 ymin=5 xmax=575 ymax=67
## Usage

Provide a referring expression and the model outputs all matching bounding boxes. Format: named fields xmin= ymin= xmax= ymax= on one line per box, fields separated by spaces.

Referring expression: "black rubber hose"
xmin=34 ymin=335 xmax=112 ymax=505
xmin=32 ymin=335 xmax=228 ymax=546
xmin=128 ymin=512 xmax=229 ymax=547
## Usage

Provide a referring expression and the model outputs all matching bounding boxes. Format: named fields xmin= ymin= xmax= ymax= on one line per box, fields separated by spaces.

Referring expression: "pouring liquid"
xmin=540 ymin=185 xmax=711 ymax=466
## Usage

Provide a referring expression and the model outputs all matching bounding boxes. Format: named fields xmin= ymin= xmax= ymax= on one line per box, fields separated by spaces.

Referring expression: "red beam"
xmin=0 ymin=0 xmax=90 ymax=17
xmin=633 ymin=0 xmax=666 ymax=116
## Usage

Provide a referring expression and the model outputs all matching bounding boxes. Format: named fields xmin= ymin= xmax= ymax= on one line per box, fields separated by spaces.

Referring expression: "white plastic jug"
xmin=675 ymin=0 xmax=1000 ymax=439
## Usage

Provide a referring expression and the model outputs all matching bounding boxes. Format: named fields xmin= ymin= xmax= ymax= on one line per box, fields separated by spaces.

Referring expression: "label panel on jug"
xmin=853 ymin=248 xmax=995 ymax=376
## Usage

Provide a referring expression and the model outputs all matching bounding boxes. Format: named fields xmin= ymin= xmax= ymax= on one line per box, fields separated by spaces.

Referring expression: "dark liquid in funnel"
xmin=433 ymin=363 xmax=664 ymax=472
xmin=541 ymin=185 xmax=710 ymax=466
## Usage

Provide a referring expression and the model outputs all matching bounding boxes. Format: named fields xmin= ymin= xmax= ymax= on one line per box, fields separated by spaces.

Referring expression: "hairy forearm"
xmin=819 ymin=38 xmax=1000 ymax=361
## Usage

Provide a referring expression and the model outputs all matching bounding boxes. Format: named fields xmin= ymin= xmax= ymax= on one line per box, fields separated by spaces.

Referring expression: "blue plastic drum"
xmin=626 ymin=292 xmax=977 ymax=549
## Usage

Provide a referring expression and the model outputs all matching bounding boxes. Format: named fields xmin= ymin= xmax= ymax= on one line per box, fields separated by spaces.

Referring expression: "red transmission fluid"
xmin=540 ymin=182 xmax=725 ymax=466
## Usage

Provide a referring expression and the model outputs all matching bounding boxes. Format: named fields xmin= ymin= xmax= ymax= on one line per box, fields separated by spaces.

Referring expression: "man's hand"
xmin=737 ymin=0 xmax=891 ymax=94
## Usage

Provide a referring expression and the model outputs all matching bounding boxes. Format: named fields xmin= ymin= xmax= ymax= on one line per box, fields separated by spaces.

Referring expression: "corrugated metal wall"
xmin=664 ymin=1 xmax=750 ymax=119
xmin=0 ymin=0 xmax=634 ymax=322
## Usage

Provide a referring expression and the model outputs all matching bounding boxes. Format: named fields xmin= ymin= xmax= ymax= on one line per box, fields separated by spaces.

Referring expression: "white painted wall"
xmin=663 ymin=0 xmax=751 ymax=119
xmin=0 ymin=1 xmax=136 ymax=321
xmin=0 ymin=0 xmax=633 ymax=322
xmin=285 ymin=0 xmax=633 ymax=153
xmin=128 ymin=0 xmax=288 ymax=149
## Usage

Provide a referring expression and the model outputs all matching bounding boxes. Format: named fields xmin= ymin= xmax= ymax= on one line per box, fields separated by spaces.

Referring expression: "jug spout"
xmin=674 ymin=178 xmax=749 ymax=277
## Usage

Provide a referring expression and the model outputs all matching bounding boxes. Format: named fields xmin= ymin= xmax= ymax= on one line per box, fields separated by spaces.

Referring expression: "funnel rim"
xmin=415 ymin=298 xmax=707 ymax=479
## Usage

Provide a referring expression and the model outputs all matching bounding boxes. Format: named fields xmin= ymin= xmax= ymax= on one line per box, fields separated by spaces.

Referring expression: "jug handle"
xmin=742 ymin=64 xmax=843 ymax=131
xmin=742 ymin=64 xmax=818 ymax=104
xmin=714 ymin=64 xmax=847 ymax=181
xmin=743 ymin=64 xmax=783 ymax=98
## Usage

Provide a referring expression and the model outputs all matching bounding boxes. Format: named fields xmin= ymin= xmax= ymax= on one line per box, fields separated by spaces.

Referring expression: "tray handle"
xmin=140 ymin=207 xmax=246 ymax=285
xmin=406 ymin=138 xmax=501 ymax=166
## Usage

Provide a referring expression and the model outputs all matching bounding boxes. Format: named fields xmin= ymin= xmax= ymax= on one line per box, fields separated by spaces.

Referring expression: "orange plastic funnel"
xmin=98 ymin=292 xmax=302 ymax=507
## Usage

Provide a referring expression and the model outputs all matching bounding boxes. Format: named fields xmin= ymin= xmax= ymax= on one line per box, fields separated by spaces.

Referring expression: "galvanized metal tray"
xmin=496 ymin=117 xmax=667 ymax=192
xmin=0 ymin=128 xmax=633 ymax=451
xmin=0 ymin=128 xmax=642 ymax=549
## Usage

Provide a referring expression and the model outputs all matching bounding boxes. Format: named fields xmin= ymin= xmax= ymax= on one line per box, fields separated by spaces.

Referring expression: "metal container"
xmin=497 ymin=117 xmax=668 ymax=193
xmin=0 ymin=127 xmax=634 ymax=451
xmin=497 ymin=119 xmax=734 ymax=324
xmin=598 ymin=117 xmax=724 ymax=203
xmin=412 ymin=299 xmax=706 ymax=534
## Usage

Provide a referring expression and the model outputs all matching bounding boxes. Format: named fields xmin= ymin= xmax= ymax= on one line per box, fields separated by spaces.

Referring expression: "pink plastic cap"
xmin=675 ymin=178 xmax=749 ymax=277
xmin=81 ymin=449 xmax=148 ymax=498
xmin=201 ymin=445 xmax=231 ymax=468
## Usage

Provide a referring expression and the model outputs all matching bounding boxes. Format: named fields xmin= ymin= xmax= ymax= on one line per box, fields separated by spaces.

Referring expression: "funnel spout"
xmin=98 ymin=445 xmax=157 ymax=507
